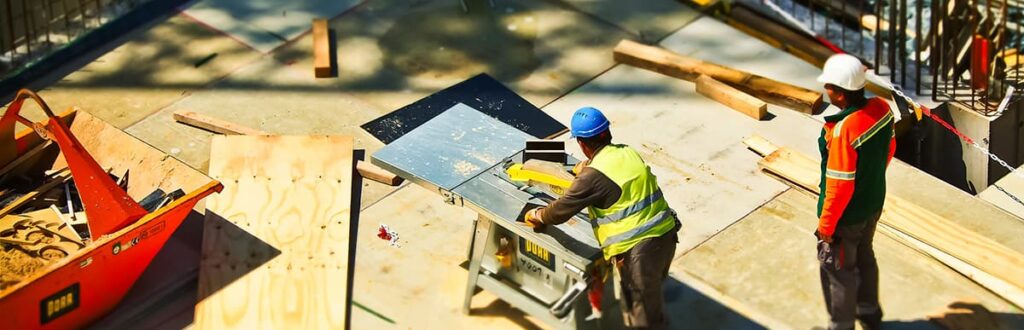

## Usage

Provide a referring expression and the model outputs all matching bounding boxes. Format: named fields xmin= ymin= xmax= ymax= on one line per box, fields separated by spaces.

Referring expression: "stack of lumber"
xmin=744 ymin=136 xmax=1024 ymax=309
xmin=613 ymin=39 xmax=822 ymax=116
xmin=195 ymin=136 xmax=355 ymax=329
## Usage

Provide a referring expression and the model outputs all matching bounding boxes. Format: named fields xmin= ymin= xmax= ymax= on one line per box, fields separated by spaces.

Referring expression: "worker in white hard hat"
xmin=524 ymin=107 xmax=680 ymax=329
xmin=815 ymin=53 xmax=896 ymax=330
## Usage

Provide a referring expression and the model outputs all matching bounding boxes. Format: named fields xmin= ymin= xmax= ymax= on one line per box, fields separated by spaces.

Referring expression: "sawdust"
xmin=453 ymin=160 xmax=480 ymax=176
xmin=0 ymin=248 xmax=48 ymax=291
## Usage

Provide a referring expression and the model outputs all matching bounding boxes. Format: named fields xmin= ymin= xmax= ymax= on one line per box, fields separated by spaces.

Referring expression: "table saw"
xmin=372 ymin=103 xmax=614 ymax=328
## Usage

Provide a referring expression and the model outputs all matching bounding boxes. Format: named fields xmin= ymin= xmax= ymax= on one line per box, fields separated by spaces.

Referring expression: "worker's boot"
xmin=857 ymin=309 xmax=883 ymax=330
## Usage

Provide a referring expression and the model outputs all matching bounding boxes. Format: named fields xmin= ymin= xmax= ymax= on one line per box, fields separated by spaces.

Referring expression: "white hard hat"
xmin=817 ymin=54 xmax=867 ymax=91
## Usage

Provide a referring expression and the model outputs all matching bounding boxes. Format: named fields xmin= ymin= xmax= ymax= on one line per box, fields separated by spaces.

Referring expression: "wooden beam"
xmin=312 ymin=18 xmax=332 ymax=78
xmin=173 ymin=110 xmax=268 ymax=136
xmin=172 ymin=110 xmax=402 ymax=186
xmin=695 ymin=75 xmax=769 ymax=120
xmin=751 ymin=142 xmax=1024 ymax=308
xmin=613 ymin=39 xmax=823 ymax=114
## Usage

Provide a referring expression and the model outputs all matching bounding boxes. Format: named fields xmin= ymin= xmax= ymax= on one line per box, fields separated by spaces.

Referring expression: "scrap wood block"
xmin=195 ymin=136 xmax=354 ymax=329
xmin=695 ymin=74 xmax=768 ymax=120
xmin=613 ymin=39 xmax=823 ymax=114
xmin=750 ymin=140 xmax=1024 ymax=309
xmin=312 ymin=18 xmax=332 ymax=78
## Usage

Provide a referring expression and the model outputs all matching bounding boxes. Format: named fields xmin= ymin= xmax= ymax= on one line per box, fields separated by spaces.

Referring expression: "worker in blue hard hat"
xmin=524 ymin=106 xmax=680 ymax=329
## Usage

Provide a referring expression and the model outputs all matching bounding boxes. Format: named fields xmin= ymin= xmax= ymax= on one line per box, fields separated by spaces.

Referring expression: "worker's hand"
xmin=572 ymin=160 xmax=590 ymax=176
xmin=817 ymin=230 xmax=833 ymax=244
xmin=524 ymin=208 xmax=545 ymax=231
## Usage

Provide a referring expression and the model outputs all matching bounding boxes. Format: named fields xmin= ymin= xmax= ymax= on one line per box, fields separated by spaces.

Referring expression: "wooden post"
xmin=312 ymin=18 xmax=332 ymax=78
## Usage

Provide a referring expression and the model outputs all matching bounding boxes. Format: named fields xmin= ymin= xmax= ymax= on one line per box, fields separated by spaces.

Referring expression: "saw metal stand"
xmin=463 ymin=213 xmax=611 ymax=329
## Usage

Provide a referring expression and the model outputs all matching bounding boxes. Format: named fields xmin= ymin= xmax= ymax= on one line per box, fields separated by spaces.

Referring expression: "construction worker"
xmin=524 ymin=107 xmax=680 ymax=329
xmin=815 ymin=54 xmax=896 ymax=330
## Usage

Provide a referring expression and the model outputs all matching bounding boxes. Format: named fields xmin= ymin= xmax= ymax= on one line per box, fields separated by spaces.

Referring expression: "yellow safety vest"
xmin=587 ymin=144 xmax=676 ymax=260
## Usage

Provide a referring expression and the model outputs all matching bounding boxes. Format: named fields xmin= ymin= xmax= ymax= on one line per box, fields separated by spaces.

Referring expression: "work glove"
xmin=572 ymin=159 xmax=590 ymax=176
xmin=524 ymin=208 xmax=545 ymax=232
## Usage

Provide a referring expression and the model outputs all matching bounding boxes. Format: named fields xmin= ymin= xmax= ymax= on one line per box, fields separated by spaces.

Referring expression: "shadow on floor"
xmin=193 ymin=212 xmax=281 ymax=302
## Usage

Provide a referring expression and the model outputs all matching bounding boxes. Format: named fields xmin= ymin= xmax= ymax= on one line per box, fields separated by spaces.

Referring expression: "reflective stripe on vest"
xmin=601 ymin=208 xmax=675 ymax=246
xmin=595 ymin=189 xmax=664 ymax=225
xmin=586 ymin=144 xmax=675 ymax=259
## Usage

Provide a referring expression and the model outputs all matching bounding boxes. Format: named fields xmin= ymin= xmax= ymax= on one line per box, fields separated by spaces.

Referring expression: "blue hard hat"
xmin=570 ymin=107 xmax=610 ymax=138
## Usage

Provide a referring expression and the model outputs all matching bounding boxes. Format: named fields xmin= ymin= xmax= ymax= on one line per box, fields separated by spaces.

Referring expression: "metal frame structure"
xmin=763 ymin=0 xmax=1022 ymax=116
xmin=0 ymin=0 xmax=146 ymax=79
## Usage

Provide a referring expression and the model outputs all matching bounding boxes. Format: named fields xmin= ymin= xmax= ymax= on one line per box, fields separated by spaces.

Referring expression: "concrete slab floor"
xmin=979 ymin=165 xmax=1024 ymax=220
xmin=674 ymin=189 xmax=1024 ymax=329
xmin=270 ymin=0 xmax=640 ymax=112
xmin=541 ymin=16 xmax=828 ymax=254
xmin=29 ymin=14 xmax=262 ymax=128
xmin=556 ymin=0 xmax=701 ymax=43
xmin=125 ymin=56 xmax=399 ymax=207
xmin=181 ymin=0 xmax=364 ymax=53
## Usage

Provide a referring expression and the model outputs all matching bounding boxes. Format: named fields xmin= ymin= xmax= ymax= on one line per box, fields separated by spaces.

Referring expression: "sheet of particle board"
xmin=195 ymin=135 xmax=353 ymax=329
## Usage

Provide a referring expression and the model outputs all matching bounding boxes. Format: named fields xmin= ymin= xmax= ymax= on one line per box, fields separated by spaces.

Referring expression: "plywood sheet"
xmin=195 ymin=135 xmax=353 ymax=329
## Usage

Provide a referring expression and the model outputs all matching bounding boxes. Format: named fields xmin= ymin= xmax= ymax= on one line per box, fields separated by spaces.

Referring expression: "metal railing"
xmin=760 ymin=0 xmax=1023 ymax=116
xmin=0 ymin=0 xmax=146 ymax=79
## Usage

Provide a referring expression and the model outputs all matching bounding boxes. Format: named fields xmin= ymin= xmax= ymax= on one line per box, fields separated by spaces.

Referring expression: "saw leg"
xmin=463 ymin=215 xmax=492 ymax=315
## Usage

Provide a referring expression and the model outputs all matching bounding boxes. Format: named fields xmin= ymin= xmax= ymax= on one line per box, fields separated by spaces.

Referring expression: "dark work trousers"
xmin=614 ymin=222 xmax=679 ymax=330
xmin=818 ymin=211 xmax=883 ymax=330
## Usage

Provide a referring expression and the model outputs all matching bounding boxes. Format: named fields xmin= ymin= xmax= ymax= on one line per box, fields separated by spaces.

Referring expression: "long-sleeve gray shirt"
xmin=537 ymin=165 xmax=622 ymax=226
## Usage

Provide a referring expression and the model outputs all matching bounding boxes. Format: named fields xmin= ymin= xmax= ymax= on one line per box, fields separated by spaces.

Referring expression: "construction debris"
xmin=377 ymin=224 xmax=400 ymax=247
xmin=613 ymin=39 xmax=824 ymax=114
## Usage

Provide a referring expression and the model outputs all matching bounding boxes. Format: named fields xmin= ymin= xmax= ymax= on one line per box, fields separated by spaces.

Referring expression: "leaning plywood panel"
xmin=195 ymin=135 xmax=353 ymax=329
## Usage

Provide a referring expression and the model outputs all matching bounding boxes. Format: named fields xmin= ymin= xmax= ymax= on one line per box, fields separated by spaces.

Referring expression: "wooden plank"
xmin=754 ymin=144 xmax=1024 ymax=307
xmin=742 ymin=135 xmax=779 ymax=157
xmin=312 ymin=18 xmax=332 ymax=78
xmin=172 ymin=110 xmax=400 ymax=186
xmin=695 ymin=74 xmax=768 ymax=120
xmin=195 ymin=135 xmax=353 ymax=329
xmin=882 ymin=226 xmax=1024 ymax=309
xmin=172 ymin=110 xmax=268 ymax=135
xmin=613 ymin=39 xmax=823 ymax=114
xmin=0 ymin=142 xmax=50 ymax=179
